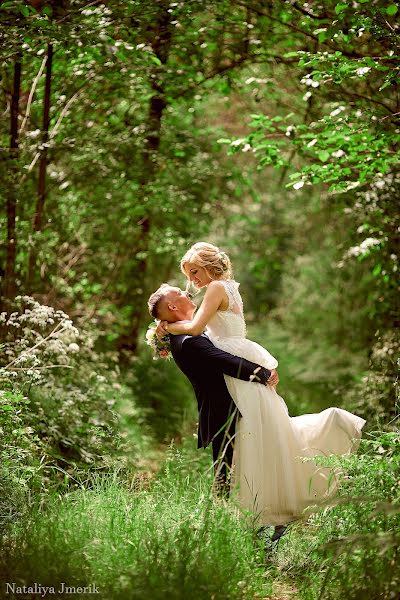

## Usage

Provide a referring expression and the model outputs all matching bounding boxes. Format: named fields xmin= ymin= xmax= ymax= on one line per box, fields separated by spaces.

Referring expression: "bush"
xmin=345 ymin=329 xmax=399 ymax=422
xmin=272 ymin=429 xmax=400 ymax=600
xmin=0 ymin=298 xmax=153 ymax=527
xmin=0 ymin=389 xmax=42 ymax=533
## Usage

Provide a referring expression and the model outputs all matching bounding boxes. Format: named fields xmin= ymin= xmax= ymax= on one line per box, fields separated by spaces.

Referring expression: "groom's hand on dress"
xmin=267 ymin=369 xmax=279 ymax=387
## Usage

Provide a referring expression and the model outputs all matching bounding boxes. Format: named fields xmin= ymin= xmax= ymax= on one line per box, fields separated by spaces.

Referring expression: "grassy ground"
xmin=0 ymin=431 xmax=399 ymax=600
xmin=0 ymin=439 xmax=274 ymax=600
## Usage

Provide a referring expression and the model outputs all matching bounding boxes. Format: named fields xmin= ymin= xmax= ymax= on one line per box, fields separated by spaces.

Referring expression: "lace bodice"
xmin=207 ymin=280 xmax=247 ymax=340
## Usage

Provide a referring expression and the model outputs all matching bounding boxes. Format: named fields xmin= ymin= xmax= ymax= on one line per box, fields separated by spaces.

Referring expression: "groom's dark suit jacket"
xmin=170 ymin=333 xmax=271 ymax=448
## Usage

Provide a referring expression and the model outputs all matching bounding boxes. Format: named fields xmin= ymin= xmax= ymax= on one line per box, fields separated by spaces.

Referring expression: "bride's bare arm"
xmin=166 ymin=281 xmax=225 ymax=336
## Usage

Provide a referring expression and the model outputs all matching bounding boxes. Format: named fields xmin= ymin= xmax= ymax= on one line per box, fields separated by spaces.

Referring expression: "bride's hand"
xmin=156 ymin=320 xmax=169 ymax=339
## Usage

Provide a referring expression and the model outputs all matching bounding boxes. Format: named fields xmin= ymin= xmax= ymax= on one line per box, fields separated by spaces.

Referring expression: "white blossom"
xmin=285 ymin=125 xmax=295 ymax=137
xmin=330 ymin=106 xmax=346 ymax=117
xmin=332 ymin=149 xmax=346 ymax=158
xmin=293 ymin=181 xmax=305 ymax=190
xmin=356 ymin=67 xmax=371 ymax=76
xmin=346 ymin=237 xmax=381 ymax=258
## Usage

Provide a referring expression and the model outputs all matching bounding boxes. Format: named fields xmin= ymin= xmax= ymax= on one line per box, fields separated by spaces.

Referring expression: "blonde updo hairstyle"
xmin=180 ymin=242 xmax=233 ymax=282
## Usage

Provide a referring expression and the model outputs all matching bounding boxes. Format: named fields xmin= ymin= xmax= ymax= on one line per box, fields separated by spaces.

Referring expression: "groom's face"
xmin=158 ymin=287 xmax=196 ymax=322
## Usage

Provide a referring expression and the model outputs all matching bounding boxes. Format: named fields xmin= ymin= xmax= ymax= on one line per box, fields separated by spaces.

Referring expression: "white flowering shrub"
xmin=0 ymin=296 xmax=80 ymax=389
xmin=345 ymin=329 xmax=399 ymax=420
xmin=0 ymin=297 xmax=152 ymax=524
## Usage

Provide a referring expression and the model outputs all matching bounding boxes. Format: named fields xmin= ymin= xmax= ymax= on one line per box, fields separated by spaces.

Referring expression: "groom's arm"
xmin=182 ymin=336 xmax=271 ymax=384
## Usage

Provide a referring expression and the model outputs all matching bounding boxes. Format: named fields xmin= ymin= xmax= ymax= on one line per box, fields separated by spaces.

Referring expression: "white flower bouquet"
xmin=145 ymin=323 xmax=171 ymax=360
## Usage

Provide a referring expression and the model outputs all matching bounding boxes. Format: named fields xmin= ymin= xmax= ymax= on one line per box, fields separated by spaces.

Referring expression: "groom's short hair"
xmin=148 ymin=284 xmax=172 ymax=318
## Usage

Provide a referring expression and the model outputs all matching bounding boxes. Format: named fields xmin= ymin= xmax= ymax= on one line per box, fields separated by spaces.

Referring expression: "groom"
xmin=147 ymin=284 xmax=278 ymax=493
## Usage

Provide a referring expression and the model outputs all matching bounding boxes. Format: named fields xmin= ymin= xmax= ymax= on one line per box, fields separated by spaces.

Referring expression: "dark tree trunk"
xmin=1 ymin=57 xmax=22 ymax=311
xmin=117 ymin=7 xmax=172 ymax=356
xmin=26 ymin=43 xmax=53 ymax=291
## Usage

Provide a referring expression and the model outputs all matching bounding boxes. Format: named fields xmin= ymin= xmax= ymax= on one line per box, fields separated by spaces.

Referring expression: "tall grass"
xmin=270 ymin=431 xmax=400 ymax=600
xmin=0 ymin=440 xmax=271 ymax=600
xmin=2 ymin=427 xmax=398 ymax=600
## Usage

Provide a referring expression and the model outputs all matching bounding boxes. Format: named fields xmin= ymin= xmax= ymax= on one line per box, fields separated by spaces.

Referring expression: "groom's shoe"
xmin=271 ymin=525 xmax=287 ymax=542
xmin=256 ymin=525 xmax=273 ymax=540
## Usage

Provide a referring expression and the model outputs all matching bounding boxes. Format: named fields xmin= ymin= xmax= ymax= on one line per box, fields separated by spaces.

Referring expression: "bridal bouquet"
xmin=145 ymin=323 xmax=171 ymax=360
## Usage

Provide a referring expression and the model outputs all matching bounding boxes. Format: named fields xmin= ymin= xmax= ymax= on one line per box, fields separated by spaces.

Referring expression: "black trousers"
xmin=211 ymin=409 xmax=238 ymax=492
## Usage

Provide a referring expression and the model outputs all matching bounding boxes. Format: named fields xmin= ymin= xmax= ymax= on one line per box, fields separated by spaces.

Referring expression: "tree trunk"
xmin=26 ymin=43 xmax=53 ymax=292
xmin=117 ymin=8 xmax=172 ymax=356
xmin=1 ymin=57 xmax=22 ymax=311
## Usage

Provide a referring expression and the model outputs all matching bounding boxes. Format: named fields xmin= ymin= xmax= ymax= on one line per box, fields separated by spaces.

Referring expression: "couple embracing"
xmin=147 ymin=242 xmax=365 ymax=540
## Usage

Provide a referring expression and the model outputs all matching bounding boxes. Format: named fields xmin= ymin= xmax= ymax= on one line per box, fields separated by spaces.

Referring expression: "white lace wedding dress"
xmin=206 ymin=280 xmax=366 ymax=526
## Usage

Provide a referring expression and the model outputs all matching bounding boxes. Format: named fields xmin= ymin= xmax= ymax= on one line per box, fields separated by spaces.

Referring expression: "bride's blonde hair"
xmin=180 ymin=242 xmax=233 ymax=281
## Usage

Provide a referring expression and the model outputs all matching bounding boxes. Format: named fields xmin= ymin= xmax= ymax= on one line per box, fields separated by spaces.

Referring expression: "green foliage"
xmin=222 ymin=1 xmax=398 ymax=192
xmin=345 ymin=329 xmax=399 ymax=421
xmin=271 ymin=430 xmax=400 ymax=600
xmin=0 ymin=389 xmax=42 ymax=532
xmin=126 ymin=339 xmax=197 ymax=442
xmin=0 ymin=297 xmax=153 ymax=532
xmin=231 ymin=107 xmax=398 ymax=192
xmin=0 ymin=442 xmax=272 ymax=600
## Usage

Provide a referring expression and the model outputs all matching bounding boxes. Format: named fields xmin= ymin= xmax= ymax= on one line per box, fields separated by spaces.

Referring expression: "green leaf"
xmin=386 ymin=5 xmax=398 ymax=15
xmin=372 ymin=264 xmax=382 ymax=276
xmin=20 ymin=5 xmax=30 ymax=16
xmin=318 ymin=30 xmax=329 ymax=42
xmin=318 ymin=150 xmax=330 ymax=162
xmin=335 ymin=3 xmax=347 ymax=14
xmin=150 ymin=55 xmax=162 ymax=66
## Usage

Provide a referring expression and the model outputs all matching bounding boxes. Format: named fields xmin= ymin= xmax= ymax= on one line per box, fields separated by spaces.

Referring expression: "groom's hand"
xmin=267 ymin=369 xmax=279 ymax=387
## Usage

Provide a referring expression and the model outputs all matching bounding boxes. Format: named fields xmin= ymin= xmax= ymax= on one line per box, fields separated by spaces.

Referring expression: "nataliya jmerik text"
xmin=3 ymin=582 xmax=100 ymax=596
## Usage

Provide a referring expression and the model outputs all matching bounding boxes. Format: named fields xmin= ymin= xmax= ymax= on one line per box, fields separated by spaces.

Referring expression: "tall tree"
xmin=117 ymin=2 xmax=173 ymax=354
xmin=26 ymin=42 xmax=53 ymax=291
xmin=1 ymin=55 xmax=22 ymax=310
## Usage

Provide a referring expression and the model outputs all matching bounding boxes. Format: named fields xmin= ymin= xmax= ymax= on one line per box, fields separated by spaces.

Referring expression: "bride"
xmin=158 ymin=242 xmax=366 ymax=527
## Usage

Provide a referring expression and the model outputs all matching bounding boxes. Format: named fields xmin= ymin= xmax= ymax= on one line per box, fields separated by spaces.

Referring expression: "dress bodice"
xmin=206 ymin=279 xmax=278 ymax=371
xmin=206 ymin=280 xmax=247 ymax=340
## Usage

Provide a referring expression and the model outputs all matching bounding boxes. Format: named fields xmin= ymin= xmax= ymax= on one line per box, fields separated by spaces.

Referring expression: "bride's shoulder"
xmin=205 ymin=279 xmax=226 ymax=297
xmin=218 ymin=278 xmax=240 ymax=289
xmin=208 ymin=279 xmax=226 ymax=290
